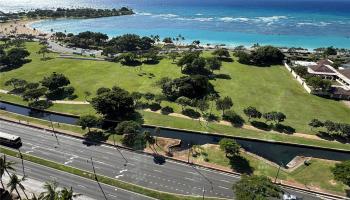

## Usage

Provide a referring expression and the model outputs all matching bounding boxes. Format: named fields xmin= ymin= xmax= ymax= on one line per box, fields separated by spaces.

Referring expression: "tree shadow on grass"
xmin=82 ymin=130 xmax=108 ymax=146
xmin=212 ymin=74 xmax=231 ymax=80
xmin=228 ymin=155 xmax=254 ymax=175
xmin=316 ymin=131 xmax=349 ymax=144
xmin=40 ymin=57 xmax=54 ymax=61
xmin=250 ymin=121 xmax=271 ymax=131
xmin=272 ymin=124 xmax=295 ymax=134
xmin=121 ymin=60 xmax=142 ymax=67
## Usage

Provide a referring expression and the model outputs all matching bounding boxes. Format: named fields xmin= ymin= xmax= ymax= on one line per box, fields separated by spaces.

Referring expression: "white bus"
xmin=0 ymin=132 xmax=22 ymax=148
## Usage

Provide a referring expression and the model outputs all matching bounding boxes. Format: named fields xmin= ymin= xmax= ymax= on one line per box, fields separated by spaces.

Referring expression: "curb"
xmin=1 ymin=117 xmax=348 ymax=199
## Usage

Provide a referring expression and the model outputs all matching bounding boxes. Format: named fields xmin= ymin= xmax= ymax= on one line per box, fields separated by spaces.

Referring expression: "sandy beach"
xmin=0 ymin=19 xmax=50 ymax=38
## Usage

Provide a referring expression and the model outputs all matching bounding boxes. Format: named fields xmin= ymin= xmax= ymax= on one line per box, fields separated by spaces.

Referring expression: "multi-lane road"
xmin=5 ymin=157 xmax=155 ymax=200
xmin=0 ymin=120 xmax=335 ymax=199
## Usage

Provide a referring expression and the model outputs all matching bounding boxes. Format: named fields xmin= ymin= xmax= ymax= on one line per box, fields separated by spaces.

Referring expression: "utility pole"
xmin=90 ymin=157 xmax=108 ymax=200
xmin=48 ymin=114 xmax=59 ymax=146
xmin=274 ymin=162 xmax=283 ymax=183
xmin=18 ymin=149 xmax=25 ymax=176
xmin=113 ymin=134 xmax=128 ymax=166
xmin=202 ymin=186 xmax=205 ymax=200
xmin=187 ymin=143 xmax=192 ymax=164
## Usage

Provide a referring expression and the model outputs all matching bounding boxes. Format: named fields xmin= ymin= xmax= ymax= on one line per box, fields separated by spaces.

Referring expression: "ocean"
xmin=1 ymin=0 xmax=350 ymax=49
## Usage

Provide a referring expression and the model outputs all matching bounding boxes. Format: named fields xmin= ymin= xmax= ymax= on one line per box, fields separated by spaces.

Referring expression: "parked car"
xmin=283 ymin=194 xmax=298 ymax=200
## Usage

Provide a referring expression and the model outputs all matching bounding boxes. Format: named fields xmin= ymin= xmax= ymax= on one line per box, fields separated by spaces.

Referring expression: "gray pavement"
xmin=0 ymin=120 xmax=332 ymax=199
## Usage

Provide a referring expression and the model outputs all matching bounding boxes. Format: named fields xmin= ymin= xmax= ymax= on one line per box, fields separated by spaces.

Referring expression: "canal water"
xmin=1 ymin=101 xmax=350 ymax=166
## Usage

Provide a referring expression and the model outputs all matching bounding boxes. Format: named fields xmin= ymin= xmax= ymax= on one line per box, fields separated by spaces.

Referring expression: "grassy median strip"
xmin=0 ymin=147 xmax=224 ymax=200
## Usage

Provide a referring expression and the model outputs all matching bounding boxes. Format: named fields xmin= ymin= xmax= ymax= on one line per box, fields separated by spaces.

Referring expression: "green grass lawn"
xmin=1 ymin=42 xmax=350 ymax=135
xmin=195 ymin=145 xmax=348 ymax=195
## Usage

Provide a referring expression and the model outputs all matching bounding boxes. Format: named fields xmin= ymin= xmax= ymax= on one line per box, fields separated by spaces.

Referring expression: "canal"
xmin=1 ymin=100 xmax=350 ymax=166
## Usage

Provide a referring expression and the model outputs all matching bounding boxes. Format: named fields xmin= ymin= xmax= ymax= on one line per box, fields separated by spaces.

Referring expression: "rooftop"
xmin=338 ymin=68 xmax=350 ymax=80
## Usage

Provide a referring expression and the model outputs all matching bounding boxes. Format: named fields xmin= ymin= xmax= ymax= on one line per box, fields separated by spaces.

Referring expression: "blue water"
xmin=1 ymin=0 xmax=350 ymax=49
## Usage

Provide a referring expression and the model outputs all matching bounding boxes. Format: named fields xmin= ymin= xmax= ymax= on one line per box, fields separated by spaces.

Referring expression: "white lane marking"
xmin=153 ymin=169 xmax=162 ymax=173
xmin=115 ymin=175 xmax=124 ymax=178
xmin=107 ymin=194 xmax=117 ymax=198
xmin=218 ymin=185 xmax=230 ymax=190
xmin=77 ymin=184 xmax=86 ymax=188
xmin=220 ymin=179 xmax=231 ymax=183
xmin=184 ymin=177 xmax=194 ymax=181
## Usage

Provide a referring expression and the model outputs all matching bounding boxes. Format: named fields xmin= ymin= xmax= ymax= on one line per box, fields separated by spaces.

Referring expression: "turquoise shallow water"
xmin=2 ymin=0 xmax=350 ymax=49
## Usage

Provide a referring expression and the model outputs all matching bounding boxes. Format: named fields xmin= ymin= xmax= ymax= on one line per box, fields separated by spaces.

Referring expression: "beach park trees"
xmin=161 ymin=75 xmax=212 ymax=101
xmin=91 ymin=86 xmax=135 ymax=120
xmin=216 ymin=96 xmax=233 ymax=116
xmin=233 ymin=175 xmax=283 ymax=200
xmin=219 ymin=138 xmax=240 ymax=157
xmin=0 ymin=48 xmax=31 ymax=71
xmin=236 ymin=45 xmax=284 ymax=66
xmin=41 ymin=72 xmax=75 ymax=100
xmin=332 ymin=160 xmax=350 ymax=187
xmin=77 ymin=115 xmax=102 ymax=133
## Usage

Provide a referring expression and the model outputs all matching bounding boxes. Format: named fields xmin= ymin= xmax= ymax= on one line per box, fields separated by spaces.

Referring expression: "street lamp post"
xmin=48 ymin=114 xmax=59 ymax=146
xmin=113 ymin=134 xmax=128 ymax=166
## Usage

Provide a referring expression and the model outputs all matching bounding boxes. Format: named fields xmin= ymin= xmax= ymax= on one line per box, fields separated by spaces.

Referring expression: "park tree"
xmin=250 ymin=46 xmax=284 ymax=66
xmin=212 ymin=48 xmax=230 ymax=60
xmin=243 ymin=106 xmax=262 ymax=121
xmin=162 ymin=75 xmax=211 ymax=100
xmin=4 ymin=78 xmax=27 ymax=90
xmin=117 ymin=52 xmax=139 ymax=65
xmin=144 ymin=131 xmax=156 ymax=151
xmin=219 ymin=138 xmax=240 ymax=157
xmin=22 ymin=87 xmax=47 ymax=101
xmin=77 ymin=115 xmax=101 ymax=132
xmin=233 ymin=175 xmax=283 ymax=200
xmin=263 ymin=112 xmax=286 ymax=124
xmin=306 ymin=76 xmax=332 ymax=91
xmin=195 ymin=99 xmax=209 ymax=114
xmin=140 ymin=36 xmax=155 ymax=51
xmin=144 ymin=92 xmax=155 ymax=103
xmin=115 ymin=121 xmax=146 ymax=149
xmin=236 ymin=51 xmax=251 ymax=65
xmin=162 ymin=37 xmax=173 ymax=44
xmin=308 ymin=119 xmax=324 ymax=131
xmin=324 ymin=46 xmax=337 ymax=57
xmin=131 ymin=91 xmax=143 ymax=105
xmin=324 ymin=120 xmax=339 ymax=134
xmin=41 ymin=72 xmax=70 ymax=91
xmin=175 ymin=96 xmax=192 ymax=111
xmin=216 ymin=96 xmax=233 ymax=115
xmin=41 ymin=72 xmax=73 ymax=100
xmin=168 ymin=52 xmax=180 ymax=63
xmin=91 ymin=86 xmax=135 ymax=120
xmin=177 ymin=51 xmax=201 ymax=72
xmin=293 ymin=65 xmax=309 ymax=78
xmin=96 ymin=87 xmax=111 ymax=95
xmin=206 ymin=57 xmax=222 ymax=73
xmin=1 ymin=48 xmax=30 ymax=68
xmin=37 ymin=46 xmax=50 ymax=59
xmin=143 ymin=48 xmax=159 ymax=63
xmin=183 ymin=57 xmax=210 ymax=75
xmin=332 ymin=160 xmax=350 ymax=186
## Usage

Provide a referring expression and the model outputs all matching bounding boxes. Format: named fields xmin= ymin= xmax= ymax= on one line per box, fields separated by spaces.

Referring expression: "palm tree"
xmin=59 ymin=187 xmax=81 ymax=200
xmin=0 ymin=155 xmax=16 ymax=189
xmin=7 ymin=174 xmax=28 ymax=200
xmin=39 ymin=181 xmax=59 ymax=200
